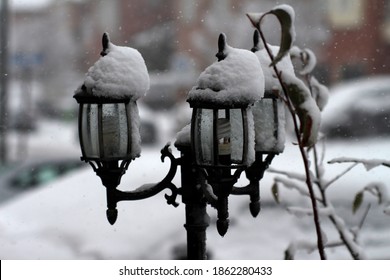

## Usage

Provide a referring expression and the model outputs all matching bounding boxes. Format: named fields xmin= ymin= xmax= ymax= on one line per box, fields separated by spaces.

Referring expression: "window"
xmin=328 ymin=0 xmax=364 ymax=29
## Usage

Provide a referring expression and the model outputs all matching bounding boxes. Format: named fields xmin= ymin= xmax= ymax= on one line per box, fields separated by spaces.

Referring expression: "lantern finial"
xmin=251 ymin=30 xmax=264 ymax=53
xmin=101 ymin=32 xmax=110 ymax=57
xmin=216 ymin=33 xmax=227 ymax=61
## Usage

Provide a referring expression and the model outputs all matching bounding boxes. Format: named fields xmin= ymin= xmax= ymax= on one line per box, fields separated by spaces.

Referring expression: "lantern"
xmin=74 ymin=90 xmax=139 ymax=164
xmin=190 ymin=104 xmax=252 ymax=171
xmin=186 ymin=33 xmax=264 ymax=235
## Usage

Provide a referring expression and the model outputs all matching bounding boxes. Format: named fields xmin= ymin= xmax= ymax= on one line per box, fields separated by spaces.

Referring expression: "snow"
xmin=2 ymin=135 xmax=390 ymax=259
xmin=363 ymin=183 xmax=390 ymax=206
xmin=76 ymin=41 xmax=150 ymax=101
xmin=287 ymin=206 xmax=334 ymax=218
xmin=129 ymin=101 xmax=142 ymax=159
xmin=310 ymin=76 xmax=329 ymax=112
xmin=174 ymin=124 xmax=191 ymax=147
xmin=186 ymin=40 xmax=264 ymax=166
xmin=73 ymin=39 xmax=150 ymax=160
xmin=329 ymin=157 xmax=390 ymax=171
xmin=187 ymin=44 xmax=264 ymax=107
xmin=250 ymin=43 xmax=294 ymax=154
xmin=254 ymin=44 xmax=296 ymax=91
xmin=246 ymin=109 xmax=256 ymax=165
xmin=282 ymin=72 xmax=321 ymax=147
xmin=299 ymin=48 xmax=316 ymax=75
xmin=290 ymin=46 xmax=317 ymax=76
xmin=0 ymin=148 xmax=184 ymax=260
xmin=247 ymin=4 xmax=296 ymax=67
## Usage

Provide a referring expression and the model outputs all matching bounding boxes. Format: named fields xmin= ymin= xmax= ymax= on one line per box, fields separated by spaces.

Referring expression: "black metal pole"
xmin=176 ymin=144 xmax=209 ymax=260
xmin=0 ymin=0 xmax=9 ymax=163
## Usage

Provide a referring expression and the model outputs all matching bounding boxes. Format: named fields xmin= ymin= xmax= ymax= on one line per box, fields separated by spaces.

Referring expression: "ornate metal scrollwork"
xmin=91 ymin=144 xmax=181 ymax=225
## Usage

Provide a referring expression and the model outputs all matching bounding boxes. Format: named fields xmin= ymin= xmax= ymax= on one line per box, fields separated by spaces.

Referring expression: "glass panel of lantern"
xmin=193 ymin=108 xmax=213 ymax=165
xmin=78 ymin=100 xmax=133 ymax=161
xmin=253 ymin=90 xmax=285 ymax=154
xmin=101 ymin=103 xmax=129 ymax=158
xmin=81 ymin=104 xmax=100 ymax=158
xmin=192 ymin=107 xmax=248 ymax=168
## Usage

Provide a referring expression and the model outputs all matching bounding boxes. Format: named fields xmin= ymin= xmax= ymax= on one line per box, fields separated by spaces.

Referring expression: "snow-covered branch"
xmin=274 ymin=176 xmax=311 ymax=199
xmin=268 ymin=167 xmax=307 ymax=182
xmin=284 ymin=206 xmax=367 ymax=260
xmin=328 ymin=157 xmax=390 ymax=171
xmin=323 ymin=163 xmax=359 ymax=189
xmin=287 ymin=206 xmax=333 ymax=218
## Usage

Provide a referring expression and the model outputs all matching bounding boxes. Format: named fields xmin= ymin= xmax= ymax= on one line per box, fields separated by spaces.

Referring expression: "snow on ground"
xmin=1 ymin=131 xmax=390 ymax=259
xmin=0 ymin=147 xmax=184 ymax=260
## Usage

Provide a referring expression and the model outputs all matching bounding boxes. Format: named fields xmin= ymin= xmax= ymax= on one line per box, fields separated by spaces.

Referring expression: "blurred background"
xmin=1 ymin=0 xmax=390 ymax=260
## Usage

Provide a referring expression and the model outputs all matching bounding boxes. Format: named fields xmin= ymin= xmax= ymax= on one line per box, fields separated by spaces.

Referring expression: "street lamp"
xmin=74 ymin=32 xmax=283 ymax=259
xmin=186 ymin=33 xmax=265 ymax=236
xmin=73 ymin=33 xmax=179 ymax=225
xmin=235 ymin=30 xmax=288 ymax=219
xmin=238 ymin=90 xmax=285 ymax=218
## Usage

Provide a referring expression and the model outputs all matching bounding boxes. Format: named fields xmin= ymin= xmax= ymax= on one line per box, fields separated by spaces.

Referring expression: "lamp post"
xmin=74 ymin=33 xmax=283 ymax=260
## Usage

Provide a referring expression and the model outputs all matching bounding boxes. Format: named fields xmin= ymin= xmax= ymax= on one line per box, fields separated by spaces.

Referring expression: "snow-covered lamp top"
xmin=251 ymin=31 xmax=295 ymax=91
xmin=187 ymin=33 xmax=264 ymax=108
xmin=75 ymin=33 xmax=150 ymax=101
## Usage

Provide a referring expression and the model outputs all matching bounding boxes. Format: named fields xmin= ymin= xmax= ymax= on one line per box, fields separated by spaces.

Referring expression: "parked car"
xmin=321 ymin=75 xmax=390 ymax=139
xmin=0 ymin=158 xmax=84 ymax=204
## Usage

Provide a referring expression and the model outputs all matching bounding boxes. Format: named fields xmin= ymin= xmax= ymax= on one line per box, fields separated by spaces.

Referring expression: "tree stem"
xmin=257 ymin=29 xmax=326 ymax=260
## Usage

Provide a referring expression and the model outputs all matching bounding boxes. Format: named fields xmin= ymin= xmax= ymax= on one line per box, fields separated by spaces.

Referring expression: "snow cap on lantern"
xmin=74 ymin=33 xmax=150 ymax=161
xmin=187 ymin=33 xmax=265 ymax=107
xmin=251 ymin=31 xmax=295 ymax=92
xmin=75 ymin=33 xmax=150 ymax=101
xmin=187 ymin=33 xmax=265 ymax=168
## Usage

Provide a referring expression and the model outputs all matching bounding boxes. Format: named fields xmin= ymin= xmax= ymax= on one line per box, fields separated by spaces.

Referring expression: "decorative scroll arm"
xmin=100 ymin=144 xmax=181 ymax=225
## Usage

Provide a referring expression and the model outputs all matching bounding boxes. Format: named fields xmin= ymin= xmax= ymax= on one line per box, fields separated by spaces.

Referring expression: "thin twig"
xmin=313 ymin=146 xmax=362 ymax=259
xmin=358 ymin=204 xmax=371 ymax=231
xmin=257 ymin=28 xmax=326 ymax=260
xmin=324 ymin=163 xmax=359 ymax=189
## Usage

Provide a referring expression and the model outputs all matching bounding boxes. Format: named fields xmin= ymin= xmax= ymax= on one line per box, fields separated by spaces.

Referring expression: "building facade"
xmin=324 ymin=0 xmax=390 ymax=83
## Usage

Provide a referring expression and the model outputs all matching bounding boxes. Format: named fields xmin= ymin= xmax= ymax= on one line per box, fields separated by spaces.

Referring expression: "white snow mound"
xmin=188 ymin=45 xmax=264 ymax=106
xmin=80 ymin=42 xmax=150 ymax=100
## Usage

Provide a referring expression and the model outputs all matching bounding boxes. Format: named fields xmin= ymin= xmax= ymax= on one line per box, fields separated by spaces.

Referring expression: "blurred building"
xmin=324 ymin=0 xmax=390 ymax=83
xmin=9 ymin=0 xmax=390 ymax=115
xmin=71 ymin=0 xmax=248 ymax=72
xmin=65 ymin=0 xmax=250 ymax=110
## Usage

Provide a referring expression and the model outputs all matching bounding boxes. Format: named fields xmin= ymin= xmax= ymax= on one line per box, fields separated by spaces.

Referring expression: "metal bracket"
xmin=231 ymin=153 xmax=276 ymax=217
xmin=91 ymin=144 xmax=181 ymax=225
xmin=197 ymin=166 xmax=244 ymax=236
